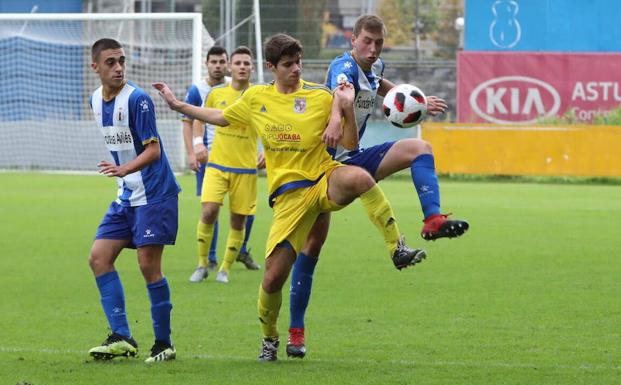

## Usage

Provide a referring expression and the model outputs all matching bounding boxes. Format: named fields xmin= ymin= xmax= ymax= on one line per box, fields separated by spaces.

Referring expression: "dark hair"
xmin=91 ymin=38 xmax=122 ymax=61
xmin=230 ymin=45 xmax=253 ymax=60
xmin=206 ymin=45 xmax=228 ymax=61
xmin=353 ymin=14 xmax=386 ymax=36
xmin=264 ymin=33 xmax=303 ymax=67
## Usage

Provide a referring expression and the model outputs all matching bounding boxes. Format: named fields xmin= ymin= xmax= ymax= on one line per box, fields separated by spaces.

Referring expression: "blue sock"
xmin=410 ymin=153 xmax=441 ymax=219
xmin=95 ymin=271 xmax=131 ymax=338
xmin=147 ymin=277 xmax=172 ymax=345
xmin=208 ymin=220 xmax=219 ymax=264
xmin=240 ymin=215 xmax=255 ymax=254
xmin=289 ymin=253 xmax=318 ymax=329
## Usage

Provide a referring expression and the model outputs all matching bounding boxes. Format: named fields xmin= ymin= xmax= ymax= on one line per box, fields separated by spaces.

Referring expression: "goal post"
xmin=0 ymin=12 xmax=212 ymax=172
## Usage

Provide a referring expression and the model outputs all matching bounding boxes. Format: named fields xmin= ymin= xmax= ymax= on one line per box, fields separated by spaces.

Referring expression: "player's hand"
xmin=257 ymin=152 xmax=266 ymax=169
xmin=323 ymin=115 xmax=343 ymax=149
xmin=187 ymin=153 xmax=199 ymax=171
xmin=194 ymin=143 xmax=208 ymax=164
xmin=426 ymin=96 xmax=448 ymax=116
xmin=97 ymin=160 xmax=128 ymax=177
xmin=152 ymin=82 xmax=181 ymax=111
xmin=334 ymin=81 xmax=355 ymax=108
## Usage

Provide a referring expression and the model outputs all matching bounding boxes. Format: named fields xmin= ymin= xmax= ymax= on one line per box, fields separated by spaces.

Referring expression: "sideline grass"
xmin=0 ymin=172 xmax=619 ymax=385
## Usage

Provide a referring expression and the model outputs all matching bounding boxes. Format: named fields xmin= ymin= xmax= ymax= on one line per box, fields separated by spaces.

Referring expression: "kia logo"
xmin=469 ymin=76 xmax=561 ymax=124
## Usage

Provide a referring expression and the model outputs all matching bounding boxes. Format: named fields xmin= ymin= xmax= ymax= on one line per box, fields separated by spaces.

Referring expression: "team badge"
xmin=294 ymin=97 xmax=306 ymax=114
xmin=336 ymin=73 xmax=348 ymax=85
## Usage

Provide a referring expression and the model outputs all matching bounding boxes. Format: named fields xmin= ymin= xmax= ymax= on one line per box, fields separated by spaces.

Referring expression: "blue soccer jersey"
xmin=90 ymin=81 xmax=180 ymax=207
xmin=325 ymin=51 xmax=385 ymax=162
xmin=182 ymin=78 xmax=230 ymax=150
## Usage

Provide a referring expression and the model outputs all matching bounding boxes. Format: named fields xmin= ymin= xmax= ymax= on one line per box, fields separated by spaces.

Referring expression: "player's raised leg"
xmin=88 ymin=238 xmax=138 ymax=360
xmin=375 ymin=138 xmax=469 ymax=240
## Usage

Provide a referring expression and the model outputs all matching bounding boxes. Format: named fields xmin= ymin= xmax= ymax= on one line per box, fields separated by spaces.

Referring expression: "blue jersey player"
xmin=286 ymin=15 xmax=470 ymax=358
xmin=87 ymin=38 xmax=179 ymax=363
xmin=183 ymin=46 xmax=260 ymax=282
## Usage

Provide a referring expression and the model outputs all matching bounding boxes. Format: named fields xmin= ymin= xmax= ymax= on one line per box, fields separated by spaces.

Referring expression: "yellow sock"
xmin=219 ymin=228 xmax=245 ymax=273
xmin=359 ymin=184 xmax=401 ymax=255
xmin=258 ymin=285 xmax=282 ymax=339
xmin=197 ymin=221 xmax=215 ymax=267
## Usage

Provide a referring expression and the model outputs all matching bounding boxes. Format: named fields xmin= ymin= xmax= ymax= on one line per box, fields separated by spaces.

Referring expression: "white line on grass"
xmin=0 ymin=346 xmax=618 ymax=371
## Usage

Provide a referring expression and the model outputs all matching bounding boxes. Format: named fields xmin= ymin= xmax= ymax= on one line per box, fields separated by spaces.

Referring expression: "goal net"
xmin=0 ymin=13 xmax=213 ymax=172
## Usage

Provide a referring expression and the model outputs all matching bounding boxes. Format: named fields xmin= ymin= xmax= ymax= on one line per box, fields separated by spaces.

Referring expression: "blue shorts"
xmin=343 ymin=141 xmax=395 ymax=177
xmin=95 ymin=196 xmax=179 ymax=248
xmin=195 ymin=163 xmax=206 ymax=196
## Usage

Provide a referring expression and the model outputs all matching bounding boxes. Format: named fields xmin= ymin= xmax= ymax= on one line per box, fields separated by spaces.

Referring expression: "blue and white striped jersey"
xmin=325 ymin=51 xmax=384 ymax=161
xmin=182 ymin=77 xmax=230 ymax=150
xmin=90 ymin=81 xmax=180 ymax=207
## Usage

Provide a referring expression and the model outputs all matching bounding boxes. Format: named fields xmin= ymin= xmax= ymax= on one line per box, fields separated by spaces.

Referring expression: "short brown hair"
xmin=353 ymin=14 xmax=386 ymax=36
xmin=91 ymin=38 xmax=122 ymax=61
xmin=264 ymin=33 xmax=303 ymax=67
xmin=230 ymin=45 xmax=254 ymax=60
xmin=207 ymin=45 xmax=228 ymax=61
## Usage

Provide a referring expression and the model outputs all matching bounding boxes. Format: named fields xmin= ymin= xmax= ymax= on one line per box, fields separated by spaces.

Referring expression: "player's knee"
xmin=88 ymin=251 xmax=111 ymax=273
xmin=201 ymin=206 xmax=218 ymax=223
xmin=349 ymin=168 xmax=375 ymax=193
xmin=262 ymin=270 xmax=286 ymax=293
xmin=410 ymin=139 xmax=433 ymax=158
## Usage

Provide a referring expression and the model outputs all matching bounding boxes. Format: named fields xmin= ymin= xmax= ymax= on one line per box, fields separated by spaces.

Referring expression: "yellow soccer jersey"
xmin=223 ymin=79 xmax=341 ymax=205
xmin=205 ymin=83 xmax=258 ymax=172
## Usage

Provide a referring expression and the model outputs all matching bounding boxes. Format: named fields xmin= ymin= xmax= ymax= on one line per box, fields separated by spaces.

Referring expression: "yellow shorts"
xmin=200 ymin=166 xmax=257 ymax=215
xmin=265 ymin=169 xmax=344 ymax=258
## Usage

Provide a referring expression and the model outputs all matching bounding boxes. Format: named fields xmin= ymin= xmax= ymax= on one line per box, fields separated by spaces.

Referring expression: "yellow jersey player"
xmin=153 ymin=33 xmax=426 ymax=362
xmin=192 ymin=46 xmax=260 ymax=284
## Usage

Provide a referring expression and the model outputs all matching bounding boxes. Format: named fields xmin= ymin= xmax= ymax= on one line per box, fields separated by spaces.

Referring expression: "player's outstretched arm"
xmin=153 ymin=82 xmax=229 ymax=126
xmin=98 ymin=140 xmax=160 ymax=177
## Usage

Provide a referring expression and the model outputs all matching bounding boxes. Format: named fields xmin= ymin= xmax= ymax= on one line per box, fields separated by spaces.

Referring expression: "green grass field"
xmin=0 ymin=172 xmax=619 ymax=385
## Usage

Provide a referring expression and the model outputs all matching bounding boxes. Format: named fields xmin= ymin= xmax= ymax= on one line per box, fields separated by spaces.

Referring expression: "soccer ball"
xmin=382 ymin=84 xmax=427 ymax=128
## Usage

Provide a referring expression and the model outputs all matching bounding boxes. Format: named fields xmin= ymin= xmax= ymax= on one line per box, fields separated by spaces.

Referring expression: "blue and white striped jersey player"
xmin=87 ymin=38 xmax=179 ymax=363
xmin=285 ymin=15 xmax=470 ymax=358
xmin=182 ymin=46 xmax=260 ymax=281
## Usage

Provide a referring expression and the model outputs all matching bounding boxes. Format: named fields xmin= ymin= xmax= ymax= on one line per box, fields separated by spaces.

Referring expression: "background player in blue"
xmin=286 ymin=14 xmax=470 ymax=358
xmin=87 ymin=38 xmax=179 ymax=363
xmin=183 ymin=46 xmax=260 ymax=282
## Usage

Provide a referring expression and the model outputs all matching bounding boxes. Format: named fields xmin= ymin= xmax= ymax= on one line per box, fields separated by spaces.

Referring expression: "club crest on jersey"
xmin=336 ymin=73 xmax=349 ymax=85
xmin=294 ymin=97 xmax=306 ymax=114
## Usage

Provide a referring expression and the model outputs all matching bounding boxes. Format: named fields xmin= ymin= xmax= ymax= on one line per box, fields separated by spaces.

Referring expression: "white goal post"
xmin=0 ymin=12 xmax=213 ymax=172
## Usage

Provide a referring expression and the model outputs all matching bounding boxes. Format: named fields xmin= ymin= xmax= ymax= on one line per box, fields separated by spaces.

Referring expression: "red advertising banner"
xmin=457 ymin=51 xmax=621 ymax=124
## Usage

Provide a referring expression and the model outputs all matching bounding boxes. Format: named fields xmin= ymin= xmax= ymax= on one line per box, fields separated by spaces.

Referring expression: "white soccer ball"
xmin=382 ymin=84 xmax=428 ymax=128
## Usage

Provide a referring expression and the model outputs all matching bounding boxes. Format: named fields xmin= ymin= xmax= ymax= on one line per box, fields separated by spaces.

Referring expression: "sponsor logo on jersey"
xmin=264 ymin=123 xmax=301 ymax=142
